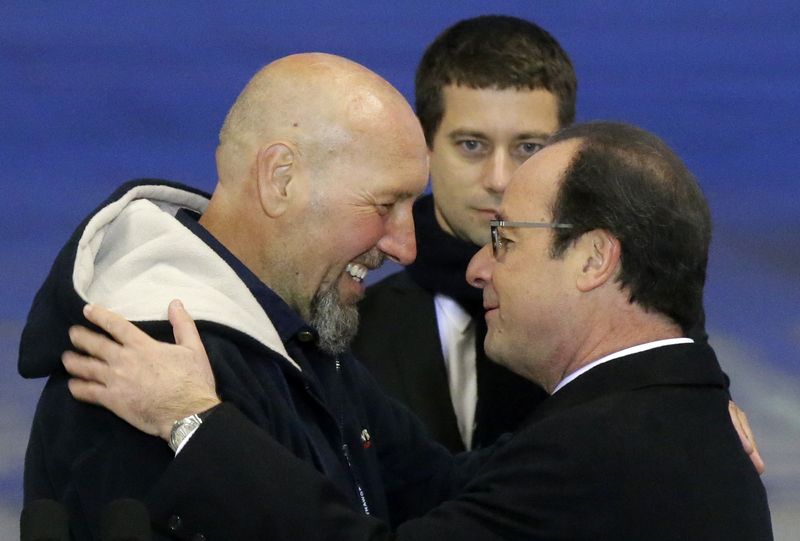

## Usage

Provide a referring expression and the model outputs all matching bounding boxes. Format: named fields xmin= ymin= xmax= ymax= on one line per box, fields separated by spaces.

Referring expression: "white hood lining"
xmin=72 ymin=184 xmax=299 ymax=371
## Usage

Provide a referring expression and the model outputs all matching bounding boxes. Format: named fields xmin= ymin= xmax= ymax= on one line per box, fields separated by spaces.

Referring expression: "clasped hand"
xmin=62 ymin=300 xmax=220 ymax=441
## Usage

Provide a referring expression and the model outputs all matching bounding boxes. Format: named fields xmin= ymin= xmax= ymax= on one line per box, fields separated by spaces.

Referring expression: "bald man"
xmin=20 ymin=54 xmax=474 ymax=539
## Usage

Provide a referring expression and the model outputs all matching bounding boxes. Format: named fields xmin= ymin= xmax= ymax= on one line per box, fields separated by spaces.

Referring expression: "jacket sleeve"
xmin=145 ymin=403 xmax=512 ymax=541
xmin=25 ymin=374 xmax=175 ymax=540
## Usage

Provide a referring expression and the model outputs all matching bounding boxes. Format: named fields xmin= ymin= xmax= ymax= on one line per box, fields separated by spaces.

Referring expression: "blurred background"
xmin=1 ymin=1 xmax=798 ymax=538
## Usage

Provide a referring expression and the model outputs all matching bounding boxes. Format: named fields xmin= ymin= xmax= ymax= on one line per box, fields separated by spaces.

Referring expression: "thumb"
xmin=168 ymin=299 xmax=204 ymax=351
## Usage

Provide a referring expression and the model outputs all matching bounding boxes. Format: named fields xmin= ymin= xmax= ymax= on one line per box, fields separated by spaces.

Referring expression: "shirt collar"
xmin=552 ymin=337 xmax=694 ymax=394
xmin=176 ymin=209 xmax=311 ymax=342
xmin=434 ymin=294 xmax=473 ymax=334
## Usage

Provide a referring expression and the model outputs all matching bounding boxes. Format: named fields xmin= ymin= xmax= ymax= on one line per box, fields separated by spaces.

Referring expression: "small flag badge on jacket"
xmin=361 ymin=428 xmax=372 ymax=449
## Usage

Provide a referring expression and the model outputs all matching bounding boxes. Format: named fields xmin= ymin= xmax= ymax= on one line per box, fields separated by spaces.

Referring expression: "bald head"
xmin=217 ymin=53 xmax=424 ymax=183
xmin=201 ymin=54 xmax=428 ymax=346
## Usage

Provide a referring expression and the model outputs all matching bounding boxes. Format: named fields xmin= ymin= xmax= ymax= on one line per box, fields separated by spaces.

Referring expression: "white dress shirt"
xmin=434 ymin=294 xmax=477 ymax=449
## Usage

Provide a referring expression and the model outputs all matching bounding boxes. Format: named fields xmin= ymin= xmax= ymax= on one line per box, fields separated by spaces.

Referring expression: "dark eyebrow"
xmin=513 ymin=131 xmax=552 ymax=141
xmin=447 ymin=129 xmax=552 ymax=141
xmin=447 ymin=129 xmax=487 ymax=141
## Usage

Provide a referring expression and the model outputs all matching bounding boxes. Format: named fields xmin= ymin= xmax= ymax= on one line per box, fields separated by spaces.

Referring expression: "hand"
xmin=63 ymin=300 xmax=220 ymax=441
xmin=728 ymin=401 xmax=765 ymax=474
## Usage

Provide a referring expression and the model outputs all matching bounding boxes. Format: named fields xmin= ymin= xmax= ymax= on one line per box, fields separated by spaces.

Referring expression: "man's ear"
xmin=256 ymin=143 xmax=296 ymax=218
xmin=575 ymin=229 xmax=621 ymax=292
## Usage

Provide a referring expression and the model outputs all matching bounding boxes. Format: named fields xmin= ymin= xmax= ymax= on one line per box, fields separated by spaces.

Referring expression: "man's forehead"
xmin=497 ymin=179 xmax=532 ymax=220
xmin=440 ymin=85 xmax=560 ymax=134
xmin=519 ymin=139 xmax=579 ymax=183
xmin=501 ymin=139 xmax=580 ymax=216
xmin=362 ymin=162 xmax=428 ymax=200
xmin=338 ymin=123 xmax=429 ymax=194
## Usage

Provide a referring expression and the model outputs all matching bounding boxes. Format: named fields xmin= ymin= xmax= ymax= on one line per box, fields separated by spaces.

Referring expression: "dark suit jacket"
xmin=147 ymin=342 xmax=772 ymax=540
xmin=352 ymin=271 xmax=547 ymax=452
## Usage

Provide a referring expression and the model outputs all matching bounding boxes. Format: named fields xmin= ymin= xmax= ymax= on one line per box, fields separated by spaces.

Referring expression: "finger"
xmin=728 ymin=402 xmax=765 ymax=474
xmin=67 ymin=377 xmax=108 ymax=407
xmin=62 ymin=351 xmax=110 ymax=384
xmin=82 ymin=304 xmax=148 ymax=347
xmin=168 ymin=299 xmax=205 ymax=353
xmin=737 ymin=409 xmax=766 ymax=474
xmin=750 ymin=447 xmax=766 ymax=474
xmin=728 ymin=402 xmax=753 ymax=453
xmin=69 ymin=325 xmax=122 ymax=363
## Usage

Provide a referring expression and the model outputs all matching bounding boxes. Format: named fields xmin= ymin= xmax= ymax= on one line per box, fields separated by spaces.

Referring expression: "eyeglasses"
xmin=490 ymin=219 xmax=574 ymax=258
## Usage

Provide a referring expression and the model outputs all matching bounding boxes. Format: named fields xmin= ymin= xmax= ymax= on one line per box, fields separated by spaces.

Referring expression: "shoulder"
xmin=26 ymin=372 xmax=174 ymax=500
xmin=508 ymin=383 xmax=744 ymax=482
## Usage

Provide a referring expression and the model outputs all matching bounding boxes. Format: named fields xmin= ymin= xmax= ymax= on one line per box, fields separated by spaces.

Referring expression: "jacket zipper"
xmin=335 ymin=356 xmax=371 ymax=515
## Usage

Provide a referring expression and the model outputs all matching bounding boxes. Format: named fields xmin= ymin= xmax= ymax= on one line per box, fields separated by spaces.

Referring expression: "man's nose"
xmin=482 ymin=151 xmax=514 ymax=194
xmin=378 ymin=206 xmax=417 ymax=266
xmin=466 ymin=244 xmax=493 ymax=289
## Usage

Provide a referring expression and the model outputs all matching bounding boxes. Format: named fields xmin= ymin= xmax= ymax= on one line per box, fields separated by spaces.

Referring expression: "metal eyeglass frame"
xmin=490 ymin=219 xmax=574 ymax=257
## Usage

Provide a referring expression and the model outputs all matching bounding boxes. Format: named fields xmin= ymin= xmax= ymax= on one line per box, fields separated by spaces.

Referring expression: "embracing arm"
xmin=62 ymin=301 xmax=766 ymax=539
xmin=64 ymin=301 xmax=765 ymax=472
xmin=63 ymin=301 xmax=220 ymax=441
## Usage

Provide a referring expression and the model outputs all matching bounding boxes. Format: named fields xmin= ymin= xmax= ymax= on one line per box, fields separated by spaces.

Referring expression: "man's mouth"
xmin=483 ymin=291 xmax=499 ymax=312
xmin=345 ymin=263 xmax=369 ymax=283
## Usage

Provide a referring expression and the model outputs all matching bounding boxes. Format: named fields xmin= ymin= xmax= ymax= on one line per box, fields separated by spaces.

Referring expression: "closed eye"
xmin=375 ymin=202 xmax=395 ymax=216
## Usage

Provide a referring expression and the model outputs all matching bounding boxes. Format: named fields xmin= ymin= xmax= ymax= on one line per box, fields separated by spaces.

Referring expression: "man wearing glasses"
xmin=353 ymin=15 xmax=712 ymax=455
xmin=353 ymin=15 xmax=571 ymax=452
xmin=62 ymin=122 xmax=772 ymax=540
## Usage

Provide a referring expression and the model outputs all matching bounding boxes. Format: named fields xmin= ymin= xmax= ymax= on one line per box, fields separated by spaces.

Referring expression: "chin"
xmin=492 ymin=354 xmax=519 ymax=376
xmin=483 ymin=338 xmax=502 ymax=365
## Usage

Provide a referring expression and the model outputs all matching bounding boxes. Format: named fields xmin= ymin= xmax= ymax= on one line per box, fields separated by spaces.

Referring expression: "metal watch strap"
xmin=168 ymin=414 xmax=202 ymax=453
xmin=168 ymin=404 xmax=220 ymax=453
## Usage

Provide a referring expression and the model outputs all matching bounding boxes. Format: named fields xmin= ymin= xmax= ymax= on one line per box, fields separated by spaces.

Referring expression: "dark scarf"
xmin=406 ymin=195 xmax=484 ymax=317
xmin=405 ymin=194 xmax=547 ymax=448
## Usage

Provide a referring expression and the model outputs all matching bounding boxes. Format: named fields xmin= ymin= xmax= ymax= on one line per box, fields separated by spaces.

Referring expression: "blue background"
xmin=1 ymin=1 xmax=798 ymax=538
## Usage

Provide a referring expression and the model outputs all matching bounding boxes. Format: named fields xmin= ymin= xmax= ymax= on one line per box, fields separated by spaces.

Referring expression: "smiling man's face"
xmin=283 ymin=124 xmax=428 ymax=354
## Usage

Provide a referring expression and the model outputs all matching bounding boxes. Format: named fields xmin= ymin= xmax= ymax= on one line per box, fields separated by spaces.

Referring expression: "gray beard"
xmin=309 ymin=283 xmax=360 ymax=355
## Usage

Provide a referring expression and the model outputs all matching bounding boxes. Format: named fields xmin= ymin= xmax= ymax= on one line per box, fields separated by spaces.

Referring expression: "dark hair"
xmin=547 ymin=122 xmax=711 ymax=333
xmin=415 ymin=15 xmax=577 ymax=146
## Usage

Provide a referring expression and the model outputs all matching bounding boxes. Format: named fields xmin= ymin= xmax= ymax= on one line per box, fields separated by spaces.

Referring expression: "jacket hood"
xmin=19 ymin=179 xmax=298 ymax=378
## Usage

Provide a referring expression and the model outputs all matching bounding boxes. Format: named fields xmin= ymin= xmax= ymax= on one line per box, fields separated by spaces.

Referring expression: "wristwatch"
xmin=168 ymin=405 xmax=219 ymax=452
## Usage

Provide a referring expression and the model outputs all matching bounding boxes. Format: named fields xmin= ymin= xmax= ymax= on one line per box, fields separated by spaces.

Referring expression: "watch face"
xmin=169 ymin=414 xmax=202 ymax=452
